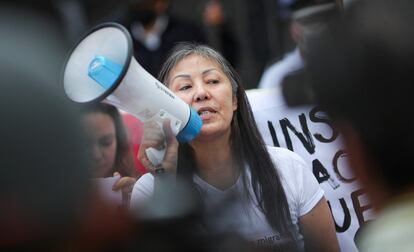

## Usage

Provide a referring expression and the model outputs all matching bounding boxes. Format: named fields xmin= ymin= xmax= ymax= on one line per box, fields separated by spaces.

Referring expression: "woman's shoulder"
xmin=264 ymin=146 xmax=311 ymax=189
xmin=265 ymin=146 xmax=324 ymax=215
xmin=265 ymin=146 xmax=307 ymax=170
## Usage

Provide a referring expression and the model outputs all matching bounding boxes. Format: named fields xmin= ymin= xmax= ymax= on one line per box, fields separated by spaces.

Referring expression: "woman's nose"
xmin=194 ymin=86 xmax=210 ymax=102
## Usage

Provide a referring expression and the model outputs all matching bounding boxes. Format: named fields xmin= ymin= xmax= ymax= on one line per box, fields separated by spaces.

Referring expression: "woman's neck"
xmin=190 ymin=134 xmax=240 ymax=190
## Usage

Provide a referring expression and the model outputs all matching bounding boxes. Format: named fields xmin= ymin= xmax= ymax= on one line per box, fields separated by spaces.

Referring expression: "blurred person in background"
xmin=123 ymin=0 xmax=207 ymax=76
xmin=80 ymin=103 xmax=139 ymax=207
xmin=258 ymin=0 xmax=340 ymax=89
xmin=303 ymin=0 xmax=414 ymax=251
xmin=132 ymin=43 xmax=340 ymax=252
xmin=121 ymin=112 xmax=148 ymax=175
xmin=202 ymin=0 xmax=239 ymax=68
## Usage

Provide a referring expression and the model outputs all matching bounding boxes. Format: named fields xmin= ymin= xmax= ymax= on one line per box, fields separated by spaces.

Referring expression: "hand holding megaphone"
xmin=142 ymin=110 xmax=179 ymax=172
xmin=62 ymin=22 xmax=202 ymax=173
xmin=140 ymin=118 xmax=179 ymax=174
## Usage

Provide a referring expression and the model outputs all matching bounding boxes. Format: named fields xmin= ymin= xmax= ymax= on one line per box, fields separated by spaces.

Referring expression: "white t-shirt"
xmin=131 ymin=146 xmax=324 ymax=251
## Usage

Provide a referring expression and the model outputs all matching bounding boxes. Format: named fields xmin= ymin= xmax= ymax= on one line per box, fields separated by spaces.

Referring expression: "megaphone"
xmin=63 ymin=23 xmax=202 ymax=168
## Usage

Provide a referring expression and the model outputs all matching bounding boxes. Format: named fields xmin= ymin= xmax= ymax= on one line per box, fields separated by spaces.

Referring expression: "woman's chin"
xmin=193 ymin=126 xmax=230 ymax=141
xmin=197 ymin=126 xmax=217 ymax=137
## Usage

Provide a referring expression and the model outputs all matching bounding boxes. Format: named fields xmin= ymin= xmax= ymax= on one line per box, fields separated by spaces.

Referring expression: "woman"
xmin=131 ymin=43 xmax=339 ymax=251
xmin=80 ymin=103 xmax=138 ymax=205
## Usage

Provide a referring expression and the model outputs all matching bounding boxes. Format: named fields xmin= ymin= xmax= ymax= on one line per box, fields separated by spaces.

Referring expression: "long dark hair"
xmin=79 ymin=103 xmax=137 ymax=178
xmin=158 ymin=43 xmax=295 ymax=241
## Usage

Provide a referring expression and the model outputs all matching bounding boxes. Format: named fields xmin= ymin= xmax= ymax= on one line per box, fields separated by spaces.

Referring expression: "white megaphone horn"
xmin=62 ymin=22 xmax=202 ymax=170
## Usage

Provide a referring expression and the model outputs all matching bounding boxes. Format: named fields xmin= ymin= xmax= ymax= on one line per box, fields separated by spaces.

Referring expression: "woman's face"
xmin=82 ymin=112 xmax=117 ymax=178
xmin=167 ymin=54 xmax=237 ymax=140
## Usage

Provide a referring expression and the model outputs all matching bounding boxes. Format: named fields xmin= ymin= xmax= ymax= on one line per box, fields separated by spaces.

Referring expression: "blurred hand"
xmin=112 ymin=172 xmax=137 ymax=207
xmin=138 ymin=119 xmax=179 ymax=174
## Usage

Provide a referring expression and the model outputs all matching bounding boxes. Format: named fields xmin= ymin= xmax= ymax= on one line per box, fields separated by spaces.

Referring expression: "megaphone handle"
xmin=144 ymin=109 xmax=181 ymax=171
xmin=145 ymin=147 xmax=166 ymax=168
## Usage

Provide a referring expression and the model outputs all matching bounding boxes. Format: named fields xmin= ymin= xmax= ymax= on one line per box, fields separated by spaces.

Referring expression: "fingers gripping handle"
xmin=145 ymin=109 xmax=181 ymax=169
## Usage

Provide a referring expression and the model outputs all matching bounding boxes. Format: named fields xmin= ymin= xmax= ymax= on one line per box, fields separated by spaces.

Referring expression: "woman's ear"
xmin=232 ymin=95 xmax=237 ymax=111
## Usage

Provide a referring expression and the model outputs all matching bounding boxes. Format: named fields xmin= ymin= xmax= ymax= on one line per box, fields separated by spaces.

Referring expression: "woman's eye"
xmin=207 ymin=79 xmax=219 ymax=84
xmin=179 ymin=85 xmax=192 ymax=91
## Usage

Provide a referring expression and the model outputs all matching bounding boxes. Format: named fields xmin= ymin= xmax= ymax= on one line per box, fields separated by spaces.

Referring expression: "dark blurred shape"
xmin=303 ymin=0 xmax=414 ymax=250
xmin=0 ymin=2 xmax=129 ymax=249
xmin=0 ymin=65 xmax=91 ymax=248
xmin=129 ymin=176 xmax=267 ymax=252
xmin=0 ymin=1 xmax=69 ymax=93
xmin=128 ymin=218 xmax=262 ymax=252
xmin=281 ymin=69 xmax=315 ymax=106
xmin=307 ymin=0 xmax=414 ymax=190
xmin=290 ymin=0 xmax=341 ymax=58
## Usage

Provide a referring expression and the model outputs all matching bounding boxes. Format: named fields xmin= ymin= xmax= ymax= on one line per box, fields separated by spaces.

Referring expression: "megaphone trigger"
xmin=151 ymin=109 xmax=182 ymax=136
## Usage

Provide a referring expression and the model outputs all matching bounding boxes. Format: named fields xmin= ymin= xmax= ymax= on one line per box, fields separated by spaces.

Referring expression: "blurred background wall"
xmin=64 ymin=0 xmax=299 ymax=90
